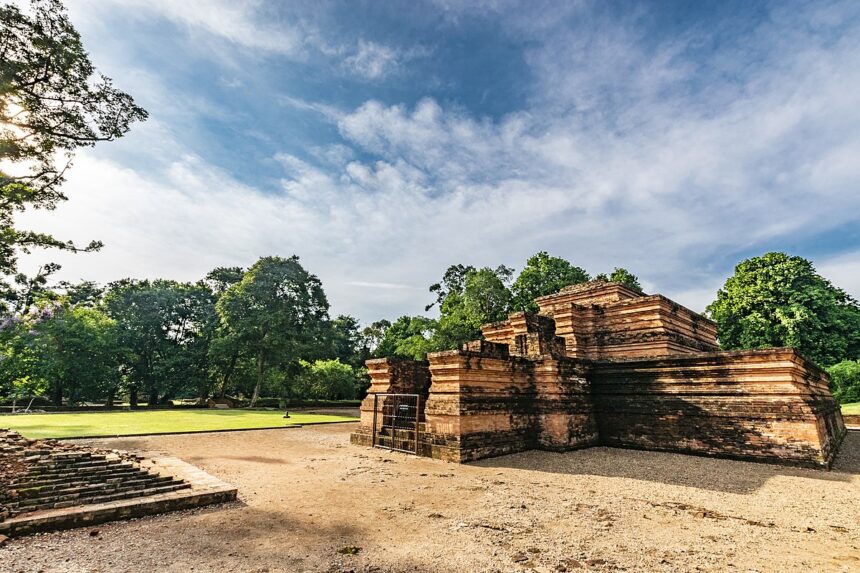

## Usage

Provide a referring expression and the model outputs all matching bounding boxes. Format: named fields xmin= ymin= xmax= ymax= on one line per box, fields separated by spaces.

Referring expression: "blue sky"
xmin=18 ymin=0 xmax=860 ymax=323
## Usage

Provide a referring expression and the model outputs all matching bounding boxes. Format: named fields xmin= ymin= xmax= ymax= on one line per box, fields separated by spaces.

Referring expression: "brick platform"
xmin=0 ymin=430 xmax=237 ymax=537
xmin=351 ymin=281 xmax=846 ymax=467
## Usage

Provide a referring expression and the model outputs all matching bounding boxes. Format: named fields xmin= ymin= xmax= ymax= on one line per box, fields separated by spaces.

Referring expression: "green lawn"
xmin=0 ymin=409 xmax=357 ymax=439
xmin=841 ymin=402 xmax=860 ymax=416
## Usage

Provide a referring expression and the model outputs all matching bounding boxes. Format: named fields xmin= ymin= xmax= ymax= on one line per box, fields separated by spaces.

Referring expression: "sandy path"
xmin=2 ymin=424 xmax=858 ymax=573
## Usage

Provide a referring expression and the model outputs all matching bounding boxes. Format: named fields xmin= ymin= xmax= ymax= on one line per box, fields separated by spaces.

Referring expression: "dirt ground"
xmin=2 ymin=424 xmax=859 ymax=573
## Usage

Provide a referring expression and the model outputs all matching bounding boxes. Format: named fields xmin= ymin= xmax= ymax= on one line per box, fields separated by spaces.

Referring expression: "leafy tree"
xmin=31 ymin=304 xmax=119 ymax=406
xmin=426 ymin=264 xmax=474 ymax=311
xmin=203 ymin=266 xmax=246 ymax=398
xmin=216 ymin=256 xmax=329 ymax=407
xmin=511 ymin=252 xmax=590 ymax=312
xmin=706 ymin=252 xmax=860 ymax=366
xmin=435 ymin=266 xmax=513 ymax=349
xmin=0 ymin=312 xmax=43 ymax=401
xmin=328 ymin=314 xmax=370 ymax=369
xmin=203 ymin=266 xmax=244 ymax=295
xmin=595 ymin=267 xmax=643 ymax=293
xmin=294 ymin=359 xmax=359 ymax=400
xmin=104 ymin=279 xmax=215 ymax=407
xmin=59 ymin=280 xmax=103 ymax=307
xmin=374 ymin=315 xmax=438 ymax=360
xmin=361 ymin=319 xmax=391 ymax=356
xmin=827 ymin=360 xmax=860 ymax=404
xmin=0 ymin=0 xmax=146 ymax=284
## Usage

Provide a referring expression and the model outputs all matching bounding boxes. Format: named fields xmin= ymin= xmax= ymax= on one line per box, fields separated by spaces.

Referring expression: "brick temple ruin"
xmin=351 ymin=281 xmax=847 ymax=468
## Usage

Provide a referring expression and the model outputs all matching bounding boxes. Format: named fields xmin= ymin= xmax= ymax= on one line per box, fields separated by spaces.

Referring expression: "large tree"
xmin=104 ymin=279 xmax=215 ymax=407
xmin=706 ymin=252 xmax=860 ymax=366
xmin=1 ymin=0 xmax=146 ymax=291
xmin=216 ymin=256 xmax=329 ymax=407
xmin=327 ymin=314 xmax=369 ymax=369
xmin=31 ymin=304 xmax=119 ymax=407
xmin=435 ymin=265 xmax=513 ymax=349
xmin=374 ymin=315 xmax=438 ymax=361
xmin=511 ymin=252 xmax=590 ymax=312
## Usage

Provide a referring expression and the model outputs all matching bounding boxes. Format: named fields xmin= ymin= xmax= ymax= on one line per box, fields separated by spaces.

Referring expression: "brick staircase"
xmin=7 ymin=450 xmax=190 ymax=516
xmin=1 ymin=430 xmax=189 ymax=520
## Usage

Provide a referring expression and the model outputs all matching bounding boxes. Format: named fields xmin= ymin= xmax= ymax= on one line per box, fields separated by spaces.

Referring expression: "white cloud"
xmin=817 ymin=251 xmax=860 ymax=302
xmin=343 ymin=40 xmax=401 ymax=80
xmin=71 ymin=0 xmax=309 ymax=56
xmin=15 ymin=1 xmax=860 ymax=325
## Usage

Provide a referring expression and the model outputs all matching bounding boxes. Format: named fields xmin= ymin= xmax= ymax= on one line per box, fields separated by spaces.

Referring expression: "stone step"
xmin=31 ymin=458 xmax=117 ymax=472
xmin=87 ymin=482 xmax=190 ymax=505
xmin=10 ymin=478 xmax=187 ymax=512
xmin=17 ymin=465 xmax=149 ymax=485
xmin=25 ymin=461 xmax=136 ymax=478
xmin=15 ymin=475 xmax=172 ymax=500
xmin=16 ymin=473 xmax=175 ymax=501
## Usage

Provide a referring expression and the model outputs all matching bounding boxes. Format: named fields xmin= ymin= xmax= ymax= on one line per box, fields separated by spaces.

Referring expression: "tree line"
xmin=367 ymin=254 xmax=641 ymax=361
xmin=0 ymin=257 xmax=373 ymax=407
xmin=1 ymin=3 xmax=858 ymax=406
xmin=0 ymin=253 xmax=642 ymax=408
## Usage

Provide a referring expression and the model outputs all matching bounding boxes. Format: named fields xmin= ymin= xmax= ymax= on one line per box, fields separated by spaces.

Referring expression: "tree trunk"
xmin=104 ymin=389 xmax=115 ymax=408
xmin=129 ymin=386 xmax=138 ymax=409
xmin=218 ymin=351 xmax=239 ymax=398
xmin=250 ymin=351 xmax=265 ymax=407
xmin=51 ymin=380 xmax=63 ymax=409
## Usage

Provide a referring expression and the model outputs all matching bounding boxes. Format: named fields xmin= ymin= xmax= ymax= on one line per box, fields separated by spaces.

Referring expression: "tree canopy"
xmin=827 ymin=360 xmax=860 ymax=404
xmin=1 ymin=0 xmax=146 ymax=301
xmin=595 ymin=267 xmax=642 ymax=293
xmin=706 ymin=252 xmax=860 ymax=366
xmin=216 ymin=256 xmax=330 ymax=407
xmin=511 ymin=252 xmax=590 ymax=312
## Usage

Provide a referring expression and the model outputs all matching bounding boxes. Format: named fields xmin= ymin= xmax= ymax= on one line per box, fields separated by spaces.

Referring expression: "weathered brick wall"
xmin=532 ymin=358 xmax=599 ymax=451
xmin=352 ymin=281 xmax=846 ymax=468
xmin=589 ymin=348 xmax=846 ymax=467
xmin=351 ymin=358 xmax=431 ymax=448
xmin=425 ymin=345 xmax=535 ymax=462
xmin=491 ymin=281 xmax=719 ymax=361
xmin=357 ymin=358 xmax=431 ymax=428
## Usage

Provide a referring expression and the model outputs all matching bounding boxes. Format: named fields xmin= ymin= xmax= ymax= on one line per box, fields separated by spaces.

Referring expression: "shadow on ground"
xmin=472 ymin=430 xmax=860 ymax=495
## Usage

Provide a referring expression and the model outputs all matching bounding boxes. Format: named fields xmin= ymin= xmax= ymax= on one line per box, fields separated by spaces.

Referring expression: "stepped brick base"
xmin=0 ymin=430 xmax=237 ymax=537
xmin=351 ymin=281 xmax=847 ymax=468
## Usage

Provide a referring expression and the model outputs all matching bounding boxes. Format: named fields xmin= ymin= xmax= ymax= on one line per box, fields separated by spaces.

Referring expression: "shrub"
xmin=827 ymin=359 xmax=860 ymax=404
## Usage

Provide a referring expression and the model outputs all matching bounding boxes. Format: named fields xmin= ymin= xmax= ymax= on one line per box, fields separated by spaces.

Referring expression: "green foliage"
xmin=31 ymin=305 xmax=120 ymax=406
xmin=0 ymin=0 xmax=146 ymax=287
xmin=361 ymin=319 xmax=391 ymax=355
xmin=104 ymin=279 xmax=216 ymax=407
xmin=435 ymin=266 xmax=513 ymax=349
xmin=511 ymin=252 xmax=590 ymax=312
xmin=706 ymin=252 xmax=860 ymax=366
xmin=328 ymin=315 xmax=370 ymax=369
xmin=216 ymin=256 xmax=330 ymax=406
xmin=0 ymin=302 xmax=119 ymax=406
xmin=375 ymin=315 xmax=438 ymax=360
xmin=595 ymin=267 xmax=643 ymax=293
xmin=295 ymin=359 xmax=360 ymax=400
xmin=827 ymin=360 xmax=860 ymax=404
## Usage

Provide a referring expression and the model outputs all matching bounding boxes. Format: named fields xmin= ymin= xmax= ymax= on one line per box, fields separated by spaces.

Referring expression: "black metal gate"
xmin=372 ymin=393 xmax=421 ymax=454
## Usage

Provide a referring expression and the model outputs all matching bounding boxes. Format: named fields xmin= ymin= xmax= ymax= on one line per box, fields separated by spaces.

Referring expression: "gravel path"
xmin=2 ymin=425 xmax=858 ymax=573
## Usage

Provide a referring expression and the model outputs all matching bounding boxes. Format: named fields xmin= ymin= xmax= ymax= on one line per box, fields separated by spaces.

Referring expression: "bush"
xmin=295 ymin=359 xmax=360 ymax=400
xmin=827 ymin=359 xmax=860 ymax=403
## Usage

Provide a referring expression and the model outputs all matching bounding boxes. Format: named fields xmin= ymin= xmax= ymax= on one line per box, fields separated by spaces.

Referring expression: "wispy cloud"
xmin=17 ymin=1 xmax=860 ymax=323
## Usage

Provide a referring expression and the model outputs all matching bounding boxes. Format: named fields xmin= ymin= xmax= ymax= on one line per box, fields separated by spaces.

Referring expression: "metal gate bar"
xmin=371 ymin=393 xmax=421 ymax=454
